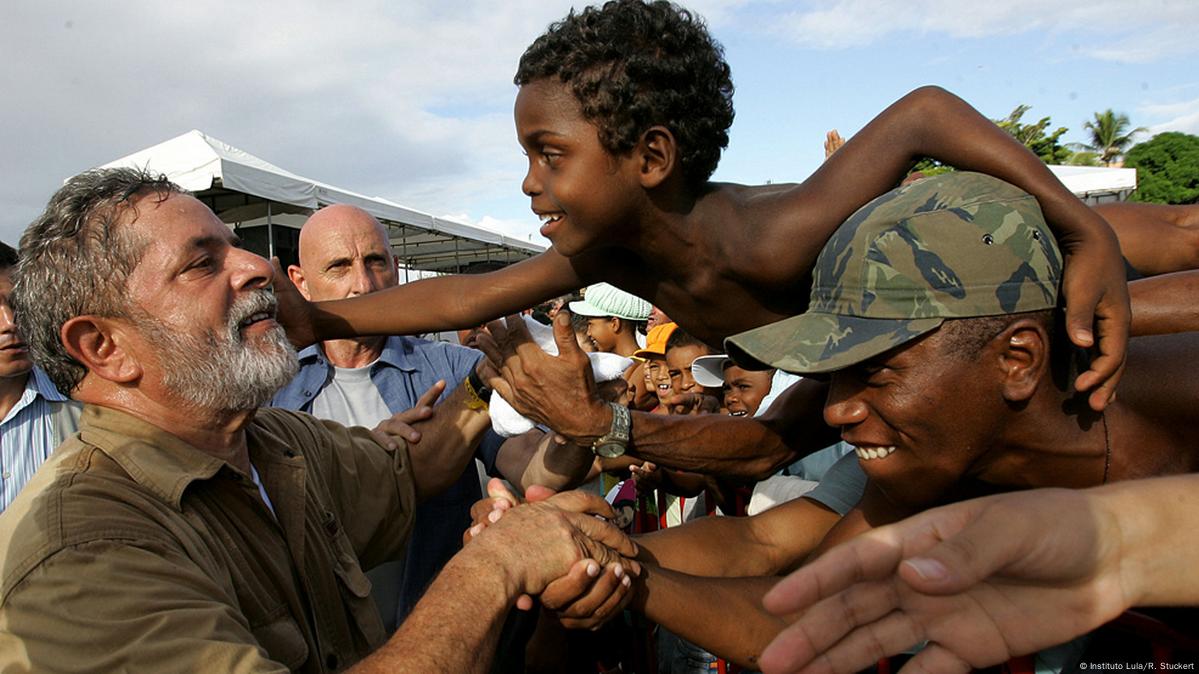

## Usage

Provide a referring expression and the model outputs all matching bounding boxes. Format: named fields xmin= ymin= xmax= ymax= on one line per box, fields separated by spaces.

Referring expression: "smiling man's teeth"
xmin=539 ymin=213 xmax=563 ymax=223
xmin=240 ymin=312 xmax=270 ymax=328
xmin=854 ymin=446 xmax=896 ymax=461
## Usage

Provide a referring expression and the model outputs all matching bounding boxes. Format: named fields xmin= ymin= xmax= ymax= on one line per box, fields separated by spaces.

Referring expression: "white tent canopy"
xmin=101 ymin=130 xmax=545 ymax=274
xmin=1048 ymin=164 xmax=1137 ymax=204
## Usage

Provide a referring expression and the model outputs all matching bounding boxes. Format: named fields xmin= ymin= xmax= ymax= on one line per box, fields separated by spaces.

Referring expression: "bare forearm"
xmin=312 ymin=250 xmax=582 ymax=340
xmin=634 ymin=566 xmax=786 ymax=670
xmin=636 ymin=498 xmax=840 ymax=577
xmin=1102 ymin=475 xmax=1199 ymax=607
xmin=809 ymin=87 xmax=1104 ymax=245
xmin=1130 ymin=270 xmax=1199 ymax=335
xmin=498 ymin=431 xmax=595 ymax=493
xmin=350 ymin=549 xmax=514 ymax=673
xmin=408 ymin=384 xmax=492 ymax=501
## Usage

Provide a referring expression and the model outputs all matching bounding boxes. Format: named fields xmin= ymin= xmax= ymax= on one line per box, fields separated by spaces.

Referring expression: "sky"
xmin=3 ymin=0 xmax=1198 ymax=247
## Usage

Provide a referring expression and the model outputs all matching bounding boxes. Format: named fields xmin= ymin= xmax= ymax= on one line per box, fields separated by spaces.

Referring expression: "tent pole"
xmin=266 ymin=202 xmax=275 ymax=259
xmin=401 ymin=226 xmax=409 ymax=283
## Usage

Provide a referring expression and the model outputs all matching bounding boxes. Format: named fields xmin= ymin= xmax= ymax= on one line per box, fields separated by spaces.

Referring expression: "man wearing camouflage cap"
xmin=726 ymin=170 xmax=1199 ymax=519
xmin=479 ymin=171 xmax=1199 ymax=668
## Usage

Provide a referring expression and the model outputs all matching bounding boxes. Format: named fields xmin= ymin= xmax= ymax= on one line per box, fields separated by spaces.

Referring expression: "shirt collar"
xmin=77 ymin=405 xmax=230 ymax=510
xmin=299 ymin=336 xmax=417 ymax=372
xmin=30 ymin=367 xmax=68 ymax=402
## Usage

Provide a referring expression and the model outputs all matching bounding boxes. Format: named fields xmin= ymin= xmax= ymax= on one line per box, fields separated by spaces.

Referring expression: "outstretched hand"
xmin=370 ymin=380 xmax=445 ymax=449
xmin=757 ymin=488 xmax=1132 ymax=674
xmin=477 ymin=313 xmax=609 ymax=442
xmin=271 ymin=257 xmax=320 ymax=350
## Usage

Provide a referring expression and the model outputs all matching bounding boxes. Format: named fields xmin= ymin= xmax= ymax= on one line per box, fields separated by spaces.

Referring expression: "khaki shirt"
xmin=0 ymin=404 xmax=416 ymax=673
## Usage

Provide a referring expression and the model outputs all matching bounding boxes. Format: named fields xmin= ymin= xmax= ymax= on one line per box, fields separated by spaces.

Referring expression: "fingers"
xmin=762 ymin=602 xmax=926 ymax=674
xmin=368 ymin=427 xmax=402 ymax=451
xmin=561 ymin=509 xmax=639 ymax=560
xmin=524 ymin=484 xmax=558 ymax=502
xmin=540 ymin=558 xmax=604 ymax=609
xmin=415 ymin=379 xmax=446 ymax=409
xmin=546 ymin=562 xmax=633 ymax=630
xmin=545 ymin=490 xmax=617 ymax=518
xmin=487 ymin=477 xmax=521 ymax=507
xmin=1074 ymin=296 xmax=1127 ymax=411
xmin=893 ymin=502 xmax=1024 ymax=596
xmin=763 ymin=528 xmax=906 ymax=617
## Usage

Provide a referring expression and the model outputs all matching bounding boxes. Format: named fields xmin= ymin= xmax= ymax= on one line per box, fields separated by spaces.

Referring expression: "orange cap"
xmin=633 ymin=322 xmax=678 ymax=359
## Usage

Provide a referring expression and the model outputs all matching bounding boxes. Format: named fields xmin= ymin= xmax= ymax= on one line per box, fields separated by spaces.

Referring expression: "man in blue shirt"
xmin=271 ymin=205 xmax=589 ymax=632
xmin=0 ymin=241 xmax=80 ymax=513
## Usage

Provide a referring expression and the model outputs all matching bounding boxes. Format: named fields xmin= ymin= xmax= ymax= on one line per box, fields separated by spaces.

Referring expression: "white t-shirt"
xmin=310 ymin=363 xmax=393 ymax=429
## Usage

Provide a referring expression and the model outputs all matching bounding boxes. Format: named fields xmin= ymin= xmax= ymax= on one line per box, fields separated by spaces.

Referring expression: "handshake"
xmin=462 ymin=478 xmax=639 ymax=628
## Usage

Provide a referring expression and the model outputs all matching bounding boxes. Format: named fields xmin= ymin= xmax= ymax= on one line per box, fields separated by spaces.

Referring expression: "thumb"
xmin=553 ymin=311 xmax=584 ymax=361
xmin=524 ymin=484 xmax=558 ymax=503
xmin=897 ymin=512 xmax=1016 ymax=595
xmin=486 ymin=478 xmax=521 ymax=507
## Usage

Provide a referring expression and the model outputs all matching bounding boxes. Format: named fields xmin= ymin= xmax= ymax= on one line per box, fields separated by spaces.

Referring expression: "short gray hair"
xmin=13 ymin=168 xmax=182 ymax=394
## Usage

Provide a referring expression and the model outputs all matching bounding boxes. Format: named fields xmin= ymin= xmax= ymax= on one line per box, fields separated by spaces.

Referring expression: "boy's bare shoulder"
xmin=708 ymin=182 xmax=829 ymax=286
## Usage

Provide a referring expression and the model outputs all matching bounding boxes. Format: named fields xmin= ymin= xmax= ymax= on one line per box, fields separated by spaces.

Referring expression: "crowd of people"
xmin=2 ymin=0 xmax=1199 ymax=672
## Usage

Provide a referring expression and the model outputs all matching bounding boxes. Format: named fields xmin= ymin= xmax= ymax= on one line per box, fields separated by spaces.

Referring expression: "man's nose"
xmin=0 ymin=303 xmax=15 ymax=333
xmin=231 ymin=248 xmax=273 ymax=291
xmin=823 ymin=375 xmax=868 ymax=428
xmin=348 ymin=264 xmax=375 ymax=297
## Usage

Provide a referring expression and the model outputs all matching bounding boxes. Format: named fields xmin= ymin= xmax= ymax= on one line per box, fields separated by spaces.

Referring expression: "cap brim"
xmin=567 ymin=300 xmax=607 ymax=317
xmin=690 ymin=355 xmax=730 ymax=388
xmin=725 ymin=312 xmax=945 ymax=375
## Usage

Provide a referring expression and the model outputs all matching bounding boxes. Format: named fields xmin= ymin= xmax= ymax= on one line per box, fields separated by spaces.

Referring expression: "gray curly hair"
xmin=13 ymin=168 xmax=181 ymax=394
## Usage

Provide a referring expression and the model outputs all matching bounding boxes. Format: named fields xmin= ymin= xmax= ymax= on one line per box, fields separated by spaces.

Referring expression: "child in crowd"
xmin=280 ymin=0 xmax=1128 ymax=411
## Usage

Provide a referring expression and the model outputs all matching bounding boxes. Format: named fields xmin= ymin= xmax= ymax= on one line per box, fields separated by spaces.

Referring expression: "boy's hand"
xmin=271 ymin=257 xmax=319 ymax=350
xmin=1054 ymin=207 xmax=1129 ymax=410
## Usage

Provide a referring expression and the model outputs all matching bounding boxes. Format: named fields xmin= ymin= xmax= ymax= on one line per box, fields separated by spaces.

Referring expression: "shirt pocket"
xmin=326 ymin=510 xmax=387 ymax=647
xmin=251 ymin=606 xmax=310 ymax=670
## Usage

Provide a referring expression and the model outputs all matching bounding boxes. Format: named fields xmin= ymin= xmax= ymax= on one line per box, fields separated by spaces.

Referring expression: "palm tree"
xmin=1078 ymin=109 xmax=1147 ymax=166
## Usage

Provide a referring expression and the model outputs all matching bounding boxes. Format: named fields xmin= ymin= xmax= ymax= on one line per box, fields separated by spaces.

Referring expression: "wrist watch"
xmin=591 ymin=402 xmax=631 ymax=458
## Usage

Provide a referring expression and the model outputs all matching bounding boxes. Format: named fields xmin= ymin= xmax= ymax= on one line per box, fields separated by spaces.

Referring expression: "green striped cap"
xmin=726 ymin=172 xmax=1062 ymax=374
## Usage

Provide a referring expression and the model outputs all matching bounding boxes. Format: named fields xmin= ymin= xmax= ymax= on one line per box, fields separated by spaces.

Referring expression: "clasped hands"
xmin=464 ymin=478 xmax=640 ymax=629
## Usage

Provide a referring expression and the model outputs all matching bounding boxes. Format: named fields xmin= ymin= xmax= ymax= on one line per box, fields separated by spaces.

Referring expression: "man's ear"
xmin=997 ymin=319 xmax=1051 ymax=403
xmin=287 ymin=265 xmax=312 ymax=301
xmin=61 ymin=316 xmax=143 ymax=385
xmin=636 ymin=126 xmax=679 ymax=189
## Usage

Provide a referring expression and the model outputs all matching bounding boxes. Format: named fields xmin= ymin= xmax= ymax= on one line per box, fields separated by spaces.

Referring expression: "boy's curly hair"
xmin=515 ymin=0 xmax=734 ymax=189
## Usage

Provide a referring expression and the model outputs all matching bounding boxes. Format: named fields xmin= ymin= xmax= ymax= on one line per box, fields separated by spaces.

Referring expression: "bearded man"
xmin=0 ymin=168 xmax=634 ymax=673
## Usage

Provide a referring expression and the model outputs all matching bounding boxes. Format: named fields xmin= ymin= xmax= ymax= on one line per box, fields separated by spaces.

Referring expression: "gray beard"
xmin=138 ymin=290 xmax=298 ymax=412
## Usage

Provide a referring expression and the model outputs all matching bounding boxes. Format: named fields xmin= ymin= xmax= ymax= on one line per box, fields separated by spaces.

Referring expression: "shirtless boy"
xmin=282 ymin=0 xmax=1129 ymax=410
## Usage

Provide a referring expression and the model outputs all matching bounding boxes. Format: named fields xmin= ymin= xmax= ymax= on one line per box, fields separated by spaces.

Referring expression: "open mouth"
xmin=238 ymin=312 xmax=273 ymax=330
xmin=536 ymin=211 xmax=565 ymax=236
xmin=853 ymin=445 xmax=897 ymax=461
xmin=0 ymin=340 xmax=27 ymax=352
xmin=728 ymin=409 xmax=747 ymax=417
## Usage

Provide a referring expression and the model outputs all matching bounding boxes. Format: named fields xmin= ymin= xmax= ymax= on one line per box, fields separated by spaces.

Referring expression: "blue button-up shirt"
xmin=270 ymin=335 xmax=506 ymax=623
xmin=1 ymin=367 xmax=76 ymax=513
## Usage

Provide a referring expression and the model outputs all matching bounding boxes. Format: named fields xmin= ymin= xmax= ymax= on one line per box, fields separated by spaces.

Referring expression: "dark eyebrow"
xmin=322 ymin=256 xmax=352 ymax=273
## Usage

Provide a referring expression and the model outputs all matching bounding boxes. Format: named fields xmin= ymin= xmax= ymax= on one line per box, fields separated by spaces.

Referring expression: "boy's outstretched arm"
xmin=273 ymin=247 xmax=586 ymax=348
xmin=799 ymin=86 xmax=1128 ymax=410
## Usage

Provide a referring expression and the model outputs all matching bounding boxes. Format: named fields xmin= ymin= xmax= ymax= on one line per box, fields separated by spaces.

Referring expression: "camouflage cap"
xmin=725 ymin=172 xmax=1062 ymax=375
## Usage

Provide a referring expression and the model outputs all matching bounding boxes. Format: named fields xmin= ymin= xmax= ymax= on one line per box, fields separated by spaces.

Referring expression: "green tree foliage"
xmin=995 ymin=105 xmax=1073 ymax=165
xmin=1125 ymin=132 xmax=1199 ymax=204
xmin=1077 ymin=109 xmax=1147 ymax=166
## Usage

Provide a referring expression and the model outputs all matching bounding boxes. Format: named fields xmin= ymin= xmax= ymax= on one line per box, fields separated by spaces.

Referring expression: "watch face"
xmin=595 ymin=442 xmax=626 ymax=459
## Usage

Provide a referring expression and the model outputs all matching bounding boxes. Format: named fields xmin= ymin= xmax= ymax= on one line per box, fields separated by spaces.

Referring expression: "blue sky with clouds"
xmin=3 ymin=0 xmax=1197 ymax=246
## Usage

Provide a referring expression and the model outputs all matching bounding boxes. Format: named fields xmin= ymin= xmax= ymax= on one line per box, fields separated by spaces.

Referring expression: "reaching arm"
xmin=274 ymin=248 xmax=585 ymax=348
xmin=801 ymin=86 xmax=1129 ymax=411
xmin=493 ymin=430 xmax=595 ymax=493
xmin=1129 ymin=269 xmax=1199 ymax=336
xmin=756 ymin=475 xmax=1199 ymax=674
xmin=350 ymin=491 xmax=637 ymax=674
xmin=479 ymin=314 xmax=838 ymax=479
xmin=372 ymin=368 xmax=491 ymax=502
xmin=1095 ymin=202 xmax=1199 ymax=277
